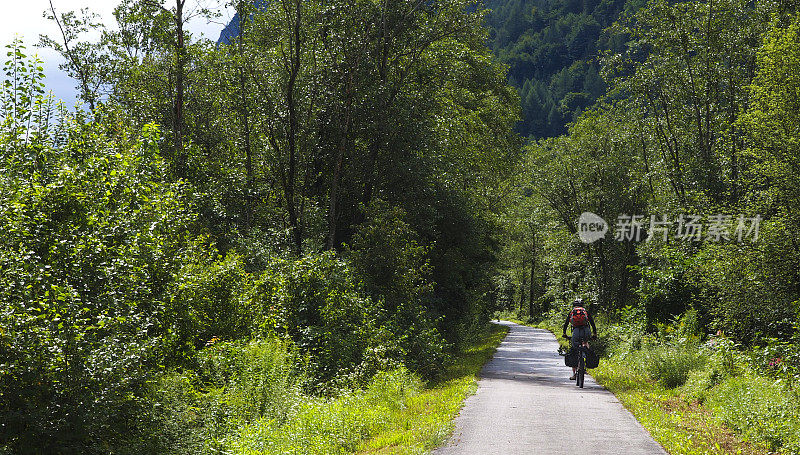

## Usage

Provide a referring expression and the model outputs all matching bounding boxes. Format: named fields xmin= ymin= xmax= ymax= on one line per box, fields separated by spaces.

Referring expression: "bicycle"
xmin=563 ymin=334 xmax=593 ymax=388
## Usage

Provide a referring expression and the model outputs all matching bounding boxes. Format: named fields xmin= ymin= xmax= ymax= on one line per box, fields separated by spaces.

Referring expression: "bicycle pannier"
xmin=564 ymin=349 xmax=579 ymax=367
xmin=585 ymin=348 xmax=600 ymax=369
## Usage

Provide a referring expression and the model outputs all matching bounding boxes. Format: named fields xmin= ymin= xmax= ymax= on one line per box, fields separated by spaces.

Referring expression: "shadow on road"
xmin=479 ymin=322 xmax=605 ymax=393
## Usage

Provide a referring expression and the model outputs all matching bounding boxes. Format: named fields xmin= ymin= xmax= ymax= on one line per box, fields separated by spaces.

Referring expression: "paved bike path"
xmin=434 ymin=321 xmax=667 ymax=455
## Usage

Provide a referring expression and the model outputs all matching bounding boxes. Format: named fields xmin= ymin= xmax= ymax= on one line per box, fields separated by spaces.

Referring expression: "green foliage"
xmin=500 ymin=0 xmax=800 ymax=355
xmin=246 ymin=253 xmax=374 ymax=387
xmin=755 ymin=331 xmax=800 ymax=386
xmin=495 ymin=1 xmax=800 ymax=451
xmin=594 ymin=354 xmax=770 ymax=455
xmin=0 ymin=43 xmax=201 ymax=452
xmin=741 ymin=12 xmax=800 ymax=217
xmin=645 ymin=345 xmax=707 ymax=389
xmin=603 ymin=305 xmax=648 ymax=355
xmin=594 ymin=311 xmax=800 ymax=453
xmin=196 ymin=338 xmax=301 ymax=424
xmin=633 ymin=244 xmax=699 ymax=329
xmin=679 ymin=335 xmax=748 ymax=401
xmin=348 ymin=202 xmax=432 ymax=312
xmin=348 ymin=202 xmax=451 ymax=380
xmin=707 ymin=376 xmax=800 ymax=453
xmin=485 ymin=0 xmax=632 ymax=138
xmin=169 ymin=248 xmax=252 ymax=353
xmin=3 ymin=0 xmax=521 ymax=450
xmin=225 ymin=368 xmax=421 ymax=454
xmin=147 ymin=338 xmax=303 ymax=454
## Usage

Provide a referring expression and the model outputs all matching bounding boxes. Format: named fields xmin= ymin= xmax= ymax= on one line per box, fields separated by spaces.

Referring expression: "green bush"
xmin=677 ymin=336 xmax=750 ymax=402
xmin=691 ymin=235 xmax=798 ymax=344
xmin=347 ymin=202 xmax=451 ymax=380
xmin=705 ymin=335 xmax=748 ymax=380
xmin=679 ymin=366 xmax=717 ymax=402
xmin=602 ymin=305 xmax=648 ymax=357
xmin=0 ymin=64 xmax=202 ymax=451
xmin=245 ymin=253 xmax=376 ymax=387
xmin=168 ymin=248 xmax=252 ymax=354
xmin=756 ymin=333 xmax=800 ymax=386
xmin=645 ymin=345 xmax=707 ymax=388
xmin=146 ymin=337 xmax=304 ymax=454
xmin=197 ymin=338 xmax=302 ymax=423
xmin=632 ymin=244 xmax=699 ymax=330
xmin=224 ymin=368 xmax=421 ymax=454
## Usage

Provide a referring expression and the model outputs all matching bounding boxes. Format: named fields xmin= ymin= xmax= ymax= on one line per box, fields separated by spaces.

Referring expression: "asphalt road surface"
xmin=434 ymin=321 xmax=667 ymax=455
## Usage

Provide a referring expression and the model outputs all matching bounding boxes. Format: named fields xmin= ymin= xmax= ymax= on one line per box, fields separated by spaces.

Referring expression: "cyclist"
xmin=562 ymin=297 xmax=597 ymax=380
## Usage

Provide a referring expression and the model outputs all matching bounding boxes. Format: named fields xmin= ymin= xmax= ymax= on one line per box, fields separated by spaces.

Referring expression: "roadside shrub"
xmin=348 ymin=202 xmax=432 ymax=312
xmin=147 ymin=337 xmax=303 ymax=455
xmin=197 ymin=338 xmax=302 ymax=423
xmin=246 ymin=253 xmax=375 ymax=387
xmin=645 ymin=345 xmax=707 ymax=388
xmin=705 ymin=335 xmax=748 ymax=380
xmin=632 ymin=244 xmax=698 ymax=330
xmin=680 ymin=366 xmax=717 ymax=402
xmin=756 ymin=332 xmax=800 ymax=386
xmin=678 ymin=336 xmax=749 ymax=402
xmin=224 ymin=368 xmax=421 ymax=454
xmin=380 ymin=299 xmax=452 ymax=380
xmin=656 ymin=308 xmax=701 ymax=345
xmin=348 ymin=202 xmax=451 ymax=380
xmin=0 ymin=91 xmax=201 ymax=452
xmin=691 ymin=236 xmax=798 ymax=344
xmin=603 ymin=305 xmax=648 ymax=357
xmin=168 ymin=249 xmax=252 ymax=354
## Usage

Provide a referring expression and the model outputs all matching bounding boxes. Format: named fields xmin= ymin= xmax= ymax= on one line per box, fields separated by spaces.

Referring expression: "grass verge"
xmin=356 ymin=322 xmax=509 ymax=454
xmin=592 ymin=359 xmax=769 ymax=455
xmin=216 ymin=323 xmax=509 ymax=454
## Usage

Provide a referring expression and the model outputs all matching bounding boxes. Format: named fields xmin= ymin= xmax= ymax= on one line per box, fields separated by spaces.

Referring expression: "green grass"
xmin=356 ymin=323 xmax=509 ymax=454
xmin=217 ymin=323 xmax=509 ymax=454
xmin=592 ymin=359 xmax=769 ymax=455
xmin=705 ymin=375 xmax=800 ymax=454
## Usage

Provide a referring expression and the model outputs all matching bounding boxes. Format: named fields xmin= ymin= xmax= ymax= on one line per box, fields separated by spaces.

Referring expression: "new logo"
xmin=578 ymin=212 xmax=608 ymax=244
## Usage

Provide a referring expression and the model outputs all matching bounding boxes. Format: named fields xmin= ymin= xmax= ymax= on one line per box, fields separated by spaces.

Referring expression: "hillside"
xmin=216 ymin=0 xmax=640 ymax=138
xmin=485 ymin=0 xmax=644 ymax=138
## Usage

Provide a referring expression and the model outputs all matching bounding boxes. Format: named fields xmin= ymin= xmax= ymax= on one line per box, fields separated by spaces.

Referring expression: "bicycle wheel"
xmin=578 ymin=353 xmax=585 ymax=388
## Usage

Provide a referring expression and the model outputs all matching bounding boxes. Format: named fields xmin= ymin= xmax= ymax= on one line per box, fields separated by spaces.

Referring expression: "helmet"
xmin=572 ymin=297 xmax=584 ymax=307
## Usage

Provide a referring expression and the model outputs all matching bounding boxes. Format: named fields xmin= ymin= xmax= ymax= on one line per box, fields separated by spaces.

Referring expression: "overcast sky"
xmin=1 ymin=1 xmax=234 ymax=106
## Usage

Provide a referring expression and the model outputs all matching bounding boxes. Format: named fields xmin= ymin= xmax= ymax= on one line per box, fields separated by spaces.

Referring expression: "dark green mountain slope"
xmin=485 ymin=0 xmax=644 ymax=138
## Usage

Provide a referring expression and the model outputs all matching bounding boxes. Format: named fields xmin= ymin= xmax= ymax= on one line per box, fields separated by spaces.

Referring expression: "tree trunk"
xmin=285 ymin=0 xmax=303 ymax=256
xmin=529 ymin=229 xmax=538 ymax=318
xmin=520 ymin=257 xmax=527 ymax=312
xmin=174 ymin=0 xmax=186 ymax=178
xmin=327 ymin=69 xmax=354 ymax=250
xmin=237 ymin=0 xmax=254 ymax=228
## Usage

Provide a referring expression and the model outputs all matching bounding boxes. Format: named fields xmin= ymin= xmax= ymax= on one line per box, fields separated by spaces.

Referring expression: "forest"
xmin=485 ymin=0 xmax=643 ymax=138
xmin=498 ymin=0 xmax=800 ymax=452
xmin=1 ymin=0 xmax=518 ymax=452
xmin=2 ymin=0 xmax=800 ymax=453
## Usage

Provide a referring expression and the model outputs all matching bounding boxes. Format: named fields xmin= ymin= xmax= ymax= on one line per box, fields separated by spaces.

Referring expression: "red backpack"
xmin=570 ymin=307 xmax=589 ymax=327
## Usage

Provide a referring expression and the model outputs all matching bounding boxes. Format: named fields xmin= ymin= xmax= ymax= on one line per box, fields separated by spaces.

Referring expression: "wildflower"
xmin=768 ymin=357 xmax=782 ymax=368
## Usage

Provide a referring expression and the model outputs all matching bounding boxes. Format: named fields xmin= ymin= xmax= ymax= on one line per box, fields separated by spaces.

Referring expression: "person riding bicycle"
xmin=562 ymin=298 xmax=597 ymax=380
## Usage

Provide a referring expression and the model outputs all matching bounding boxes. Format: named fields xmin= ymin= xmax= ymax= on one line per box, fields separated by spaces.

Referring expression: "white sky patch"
xmin=0 ymin=0 xmax=234 ymax=106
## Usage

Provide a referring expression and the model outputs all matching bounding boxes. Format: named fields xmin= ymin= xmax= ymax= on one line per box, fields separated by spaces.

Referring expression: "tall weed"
xmin=645 ymin=345 xmax=707 ymax=388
